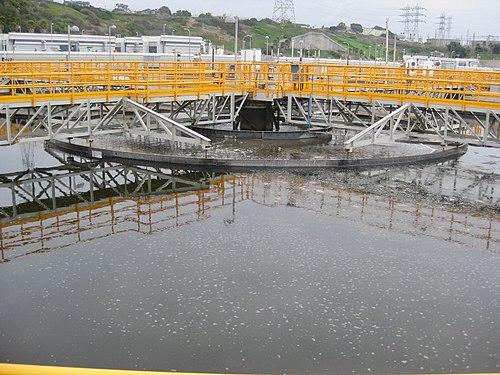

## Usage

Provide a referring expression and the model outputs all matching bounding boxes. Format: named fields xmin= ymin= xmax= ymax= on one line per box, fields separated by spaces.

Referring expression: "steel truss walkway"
xmin=1 ymin=61 xmax=499 ymax=147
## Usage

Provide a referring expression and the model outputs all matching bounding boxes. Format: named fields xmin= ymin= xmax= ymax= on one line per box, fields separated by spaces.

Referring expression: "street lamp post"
xmin=243 ymin=35 xmax=250 ymax=50
xmin=67 ymin=24 xmax=79 ymax=60
xmin=265 ymin=35 xmax=269 ymax=56
xmin=225 ymin=16 xmax=239 ymax=61
xmin=385 ymin=18 xmax=389 ymax=64
xmin=184 ymin=27 xmax=191 ymax=61
xmin=108 ymin=24 xmax=116 ymax=61
xmin=163 ymin=24 xmax=166 ymax=35
xmin=50 ymin=22 xmax=54 ymax=48
xmin=393 ymin=33 xmax=397 ymax=62
xmin=345 ymin=42 xmax=350 ymax=65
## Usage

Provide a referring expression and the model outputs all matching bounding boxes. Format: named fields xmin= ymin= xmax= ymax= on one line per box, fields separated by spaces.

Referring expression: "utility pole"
xmin=385 ymin=18 xmax=389 ymax=64
xmin=393 ymin=33 xmax=397 ymax=62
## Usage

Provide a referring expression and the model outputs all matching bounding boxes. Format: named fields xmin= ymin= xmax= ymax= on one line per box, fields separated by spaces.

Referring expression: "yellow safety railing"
xmin=0 ymin=364 xmax=498 ymax=375
xmin=1 ymin=61 xmax=499 ymax=110
xmin=0 ymin=363 xmax=251 ymax=375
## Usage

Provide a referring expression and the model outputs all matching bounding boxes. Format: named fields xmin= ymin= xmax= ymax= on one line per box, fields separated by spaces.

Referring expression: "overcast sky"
xmin=88 ymin=0 xmax=499 ymax=41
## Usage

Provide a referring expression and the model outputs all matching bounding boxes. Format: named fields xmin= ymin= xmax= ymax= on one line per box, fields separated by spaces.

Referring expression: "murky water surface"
xmin=0 ymin=143 xmax=499 ymax=374
xmin=81 ymin=131 xmax=439 ymax=160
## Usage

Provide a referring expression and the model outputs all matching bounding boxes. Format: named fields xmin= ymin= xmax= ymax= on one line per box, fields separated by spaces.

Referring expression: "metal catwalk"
xmin=1 ymin=61 xmax=499 ymax=147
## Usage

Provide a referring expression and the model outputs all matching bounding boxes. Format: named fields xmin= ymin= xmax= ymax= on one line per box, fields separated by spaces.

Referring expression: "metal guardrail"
xmin=0 ymin=364 xmax=498 ymax=375
xmin=0 ymin=363 xmax=248 ymax=374
xmin=1 ymin=61 xmax=499 ymax=110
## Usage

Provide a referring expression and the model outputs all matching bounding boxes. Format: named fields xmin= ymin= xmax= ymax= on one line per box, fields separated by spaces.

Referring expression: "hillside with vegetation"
xmin=1 ymin=0 xmax=498 ymax=59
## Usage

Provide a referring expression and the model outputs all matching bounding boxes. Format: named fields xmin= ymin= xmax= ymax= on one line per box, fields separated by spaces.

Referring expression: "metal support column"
xmin=230 ymin=93 xmax=235 ymax=124
xmin=287 ymin=96 xmax=292 ymax=123
xmin=484 ymin=111 xmax=490 ymax=145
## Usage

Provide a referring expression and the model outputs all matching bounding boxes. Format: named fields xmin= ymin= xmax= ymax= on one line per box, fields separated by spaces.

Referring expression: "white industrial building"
xmin=0 ymin=32 xmax=206 ymax=61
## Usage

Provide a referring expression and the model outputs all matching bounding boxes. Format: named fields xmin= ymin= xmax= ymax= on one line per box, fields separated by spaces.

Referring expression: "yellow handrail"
xmin=0 ymin=363 xmax=252 ymax=375
xmin=1 ymin=61 xmax=499 ymax=110
xmin=0 ymin=364 xmax=498 ymax=375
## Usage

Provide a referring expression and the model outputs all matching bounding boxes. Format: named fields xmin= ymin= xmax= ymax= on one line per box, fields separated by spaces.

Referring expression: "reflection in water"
xmin=1 ymin=161 xmax=498 ymax=262
xmin=0 ymin=148 xmax=499 ymax=374
xmin=0 ymin=161 xmax=228 ymax=262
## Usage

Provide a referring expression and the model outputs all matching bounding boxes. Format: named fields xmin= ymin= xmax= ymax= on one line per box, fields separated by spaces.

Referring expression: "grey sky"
xmin=89 ymin=0 xmax=499 ymax=40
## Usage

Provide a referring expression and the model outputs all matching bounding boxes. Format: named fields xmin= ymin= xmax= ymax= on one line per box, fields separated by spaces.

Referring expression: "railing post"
xmin=70 ymin=61 xmax=75 ymax=105
xmin=145 ymin=62 xmax=150 ymax=103
xmin=106 ymin=61 xmax=111 ymax=103
xmin=30 ymin=62 xmax=36 ymax=107
xmin=264 ymin=63 xmax=270 ymax=98
xmin=173 ymin=61 xmax=178 ymax=101
xmin=198 ymin=62 xmax=202 ymax=99
xmin=425 ymin=71 xmax=430 ymax=108
xmin=134 ymin=62 xmax=139 ymax=102
xmin=462 ymin=71 xmax=467 ymax=111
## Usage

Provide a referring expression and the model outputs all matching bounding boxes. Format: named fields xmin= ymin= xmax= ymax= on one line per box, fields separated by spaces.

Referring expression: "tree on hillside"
xmin=158 ymin=6 xmax=171 ymax=15
xmin=330 ymin=22 xmax=346 ymax=31
xmin=0 ymin=3 xmax=21 ymax=31
xmin=350 ymin=23 xmax=363 ymax=33
xmin=174 ymin=10 xmax=191 ymax=17
xmin=447 ymin=41 xmax=467 ymax=58
xmin=114 ymin=3 xmax=130 ymax=13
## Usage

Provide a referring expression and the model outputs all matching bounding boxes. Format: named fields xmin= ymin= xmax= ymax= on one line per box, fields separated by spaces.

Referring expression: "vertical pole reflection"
xmin=175 ymin=193 xmax=179 ymax=227
xmin=486 ymin=218 xmax=493 ymax=251
xmin=110 ymin=197 xmax=115 ymax=234
xmin=388 ymin=198 xmax=395 ymax=230
xmin=448 ymin=213 xmax=455 ymax=241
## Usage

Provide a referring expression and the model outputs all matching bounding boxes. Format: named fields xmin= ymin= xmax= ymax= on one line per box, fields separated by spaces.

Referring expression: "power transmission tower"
xmin=399 ymin=5 xmax=412 ymax=40
xmin=447 ymin=16 xmax=452 ymax=38
xmin=272 ymin=0 xmax=296 ymax=25
xmin=436 ymin=13 xmax=446 ymax=40
xmin=399 ymin=4 xmax=426 ymax=41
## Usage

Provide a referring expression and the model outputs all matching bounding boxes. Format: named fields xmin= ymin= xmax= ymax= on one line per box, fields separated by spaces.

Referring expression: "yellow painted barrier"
xmin=0 ymin=363 xmax=253 ymax=375
xmin=0 ymin=364 xmax=498 ymax=375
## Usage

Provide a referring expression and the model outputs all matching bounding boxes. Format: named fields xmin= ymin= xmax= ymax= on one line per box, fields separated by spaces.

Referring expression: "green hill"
xmin=0 ymin=0 xmax=470 ymax=59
